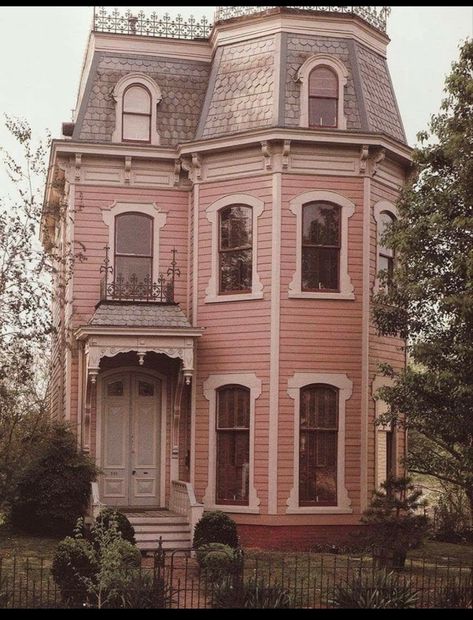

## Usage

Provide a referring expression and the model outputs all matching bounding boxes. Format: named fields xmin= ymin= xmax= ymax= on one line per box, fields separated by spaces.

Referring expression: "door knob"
xmin=132 ymin=470 xmax=136 ymax=475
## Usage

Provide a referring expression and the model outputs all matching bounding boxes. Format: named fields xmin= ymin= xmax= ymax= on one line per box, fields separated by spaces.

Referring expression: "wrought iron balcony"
xmin=99 ymin=246 xmax=181 ymax=304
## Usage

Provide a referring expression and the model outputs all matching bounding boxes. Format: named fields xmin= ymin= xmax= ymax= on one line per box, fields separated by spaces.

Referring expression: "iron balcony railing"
xmin=99 ymin=246 xmax=181 ymax=304
xmin=92 ymin=6 xmax=390 ymax=39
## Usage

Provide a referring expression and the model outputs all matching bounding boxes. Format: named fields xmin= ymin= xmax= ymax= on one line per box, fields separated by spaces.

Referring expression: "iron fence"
xmin=1 ymin=545 xmax=472 ymax=608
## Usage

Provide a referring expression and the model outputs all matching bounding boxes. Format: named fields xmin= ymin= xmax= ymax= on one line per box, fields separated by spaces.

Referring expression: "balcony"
xmin=99 ymin=246 xmax=180 ymax=304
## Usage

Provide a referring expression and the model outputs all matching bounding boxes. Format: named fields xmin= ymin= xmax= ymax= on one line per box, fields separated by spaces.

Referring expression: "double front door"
xmin=101 ymin=372 xmax=162 ymax=507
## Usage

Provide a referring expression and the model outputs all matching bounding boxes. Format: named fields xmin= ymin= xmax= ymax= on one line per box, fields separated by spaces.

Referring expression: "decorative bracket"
xmin=124 ymin=156 xmax=132 ymax=184
xmin=173 ymin=158 xmax=181 ymax=186
xmin=282 ymin=140 xmax=291 ymax=169
xmin=261 ymin=140 xmax=272 ymax=170
xmin=75 ymin=153 xmax=82 ymax=181
xmin=372 ymin=147 xmax=385 ymax=177
xmin=191 ymin=153 xmax=202 ymax=180
xmin=359 ymin=145 xmax=369 ymax=174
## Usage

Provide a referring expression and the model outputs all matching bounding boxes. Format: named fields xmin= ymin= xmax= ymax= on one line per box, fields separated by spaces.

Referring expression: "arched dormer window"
xmin=122 ymin=84 xmax=151 ymax=142
xmin=297 ymin=55 xmax=348 ymax=130
xmin=112 ymin=73 xmax=162 ymax=145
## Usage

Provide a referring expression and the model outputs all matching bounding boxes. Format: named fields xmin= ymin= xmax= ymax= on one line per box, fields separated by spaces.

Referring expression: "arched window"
xmin=302 ymin=202 xmax=341 ymax=292
xmin=216 ymin=385 xmax=250 ymax=505
xmin=114 ymin=212 xmax=153 ymax=283
xmin=219 ymin=205 xmax=253 ymax=294
xmin=299 ymin=384 xmax=338 ymax=506
xmin=122 ymin=84 xmax=152 ymax=142
xmin=378 ymin=211 xmax=396 ymax=291
xmin=309 ymin=66 xmax=338 ymax=128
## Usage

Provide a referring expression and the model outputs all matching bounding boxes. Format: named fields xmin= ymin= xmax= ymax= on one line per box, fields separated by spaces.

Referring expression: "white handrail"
xmin=170 ymin=480 xmax=204 ymax=544
xmin=90 ymin=481 xmax=106 ymax=520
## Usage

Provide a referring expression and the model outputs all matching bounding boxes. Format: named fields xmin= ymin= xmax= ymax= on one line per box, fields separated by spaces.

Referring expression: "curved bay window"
xmin=115 ymin=213 xmax=153 ymax=284
xmin=299 ymin=385 xmax=338 ymax=506
xmin=302 ymin=202 xmax=340 ymax=292
xmin=122 ymin=84 xmax=152 ymax=142
xmin=219 ymin=205 xmax=253 ymax=294
xmin=216 ymin=385 xmax=250 ymax=505
xmin=378 ymin=211 xmax=396 ymax=291
xmin=309 ymin=66 xmax=338 ymax=128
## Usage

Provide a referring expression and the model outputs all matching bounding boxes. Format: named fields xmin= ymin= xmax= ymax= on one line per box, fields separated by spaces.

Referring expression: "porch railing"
xmin=169 ymin=480 xmax=204 ymax=541
xmin=88 ymin=481 xmax=106 ymax=521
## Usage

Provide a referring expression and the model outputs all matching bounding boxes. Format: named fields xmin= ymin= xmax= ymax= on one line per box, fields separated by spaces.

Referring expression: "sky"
xmin=0 ymin=5 xmax=471 ymax=169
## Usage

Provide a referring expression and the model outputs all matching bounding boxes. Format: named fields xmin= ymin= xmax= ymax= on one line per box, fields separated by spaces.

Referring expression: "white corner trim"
xmin=286 ymin=372 xmax=353 ymax=514
xmin=111 ymin=72 xmax=162 ymax=146
xmin=297 ymin=54 xmax=348 ymax=130
xmin=205 ymin=194 xmax=265 ymax=303
xmin=373 ymin=200 xmax=398 ymax=293
xmin=102 ymin=201 xmax=167 ymax=282
xmin=288 ymin=190 xmax=355 ymax=300
xmin=203 ymin=373 xmax=262 ymax=513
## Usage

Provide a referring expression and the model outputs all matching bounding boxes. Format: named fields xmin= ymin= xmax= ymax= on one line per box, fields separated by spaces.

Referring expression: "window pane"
xmin=107 ymin=381 xmax=123 ymax=397
xmin=220 ymin=206 xmax=252 ymax=250
xmin=116 ymin=214 xmax=152 ymax=255
xmin=303 ymin=203 xmax=340 ymax=245
xmin=138 ymin=381 xmax=154 ymax=397
xmin=216 ymin=431 xmax=249 ymax=504
xmin=309 ymin=67 xmax=338 ymax=98
xmin=299 ymin=430 xmax=337 ymax=505
xmin=217 ymin=387 xmax=249 ymax=429
xmin=220 ymin=249 xmax=252 ymax=292
xmin=309 ymin=97 xmax=337 ymax=128
xmin=124 ymin=85 xmax=151 ymax=114
xmin=115 ymin=256 xmax=152 ymax=283
xmin=123 ymin=113 xmax=150 ymax=141
xmin=302 ymin=247 xmax=339 ymax=291
xmin=378 ymin=211 xmax=395 ymax=255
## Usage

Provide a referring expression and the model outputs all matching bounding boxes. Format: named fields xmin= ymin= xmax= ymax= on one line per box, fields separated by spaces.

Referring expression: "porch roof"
xmin=89 ymin=301 xmax=192 ymax=329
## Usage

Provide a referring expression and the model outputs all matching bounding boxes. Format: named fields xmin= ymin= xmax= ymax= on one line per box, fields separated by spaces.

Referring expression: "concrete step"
xmin=133 ymin=524 xmax=191 ymax=534
xmin=135 ymin=531 xmax=191 ymax=542
xmin=127 ymin=516 xmax=188 ymax=526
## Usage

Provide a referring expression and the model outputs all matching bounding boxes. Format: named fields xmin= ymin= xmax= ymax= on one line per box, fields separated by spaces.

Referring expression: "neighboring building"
xmin=41 ymin=6 xmax=411 ymax=550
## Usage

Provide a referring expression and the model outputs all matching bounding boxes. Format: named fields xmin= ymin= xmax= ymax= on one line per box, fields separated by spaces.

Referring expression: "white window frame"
xmin=289 ymin=190 xmax=355 ymax=300
xmin=111 ymin=73 xmax=162 ymax=146
xmin=205 ymin=194 xmax=264 ymax=303
xmin=287 ymin=372 xmax=352 ymax=514
xmin=373 ymin=200 xmax=399 ymax=293
xmin=203 ymin=373 xmax=261 ymax=513
xmin=297 ymin=54 xmax=348 ymax=130
xmin=372 ymin=374 xmax=397 ymax=487
xmin=102 ymin=201 xmax=167 ymax=281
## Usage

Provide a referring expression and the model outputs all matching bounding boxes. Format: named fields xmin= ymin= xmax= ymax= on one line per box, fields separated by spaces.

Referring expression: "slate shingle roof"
xmin=89 ymin=302 xmax=192 ymax=329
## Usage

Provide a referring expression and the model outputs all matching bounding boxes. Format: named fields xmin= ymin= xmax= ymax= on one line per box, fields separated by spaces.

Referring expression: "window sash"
xmin=309 ymin=96 xmax=338 ymax=128
xmin=302 ymin=246 xmax=340 ymax=291
xmin=299 ymin=429 xmax=337 ymax=506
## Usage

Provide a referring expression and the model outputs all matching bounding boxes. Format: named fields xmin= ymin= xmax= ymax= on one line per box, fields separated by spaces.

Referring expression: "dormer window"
xmin=309 ymin=67 xmax=338 ymax=128
xmin=122 ymin=84 xmax=152 ymax=142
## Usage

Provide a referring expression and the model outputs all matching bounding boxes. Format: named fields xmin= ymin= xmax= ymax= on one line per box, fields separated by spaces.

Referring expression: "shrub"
xmin=361 ymin=476 xmax=430 ymax=569
xmin=108 ymin=570 xmax=174 ymax=609
xmin=51 ymin=536 xmax=99 ymax=607
xmin=434 ymin=582 xmax=473 ymax=609
xmin=193 ymin=511 xmax=239 ymax=549
xmin=10 ymin=424 xmax=97 ymax=536
xmin=212 ymin=576 xmax=294 ymax=609
xmin=196 ymin=543 xmax=243 ymax=582
xmin=330 ymin=571 xmax=418 ymax=609
xmin=94 ymin=508 xmax=135 ymax=546
xmin=432 ymin=487 xmax=473 ymax=544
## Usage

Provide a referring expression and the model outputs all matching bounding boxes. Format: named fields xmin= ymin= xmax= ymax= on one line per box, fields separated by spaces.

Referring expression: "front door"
xmin=101 ymin=372 xmax=162 ymax=507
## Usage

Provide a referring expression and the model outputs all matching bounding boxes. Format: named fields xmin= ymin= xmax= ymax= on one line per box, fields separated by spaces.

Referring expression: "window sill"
xmin=208 ymin=504 xmax=260 ymax=514
xmin=286 ymin=506 xmax=353 ymax=515
xmin=288 ymin=291 xmax=355 ymax=301
xmin=205 ymin=292 xmax=264 ymax=304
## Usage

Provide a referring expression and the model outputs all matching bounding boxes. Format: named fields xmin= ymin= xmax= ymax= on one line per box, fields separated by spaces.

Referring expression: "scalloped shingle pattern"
xmin=89 ymin=302 xmax=192 ymax=328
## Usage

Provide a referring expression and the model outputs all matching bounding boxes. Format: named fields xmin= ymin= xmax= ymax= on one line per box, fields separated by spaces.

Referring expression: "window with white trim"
xmin=205 ymin=194 xmax=264 ymax=303
xmin=373 ymin=201 xmax=399 ymax=294
xmin=114 ymin=212 xmax=153 ymax=283
xmin=289 ymin=191 xmax=355 ymax=300
xmin=297 ymin=54 xmax=348 ymax=130
xmin=111 ymin=73 xmax=162 ymax=146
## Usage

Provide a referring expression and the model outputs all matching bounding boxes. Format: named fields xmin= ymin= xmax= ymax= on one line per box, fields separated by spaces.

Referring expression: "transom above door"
xmin=101 ymin=372 xmax=162 ymax=507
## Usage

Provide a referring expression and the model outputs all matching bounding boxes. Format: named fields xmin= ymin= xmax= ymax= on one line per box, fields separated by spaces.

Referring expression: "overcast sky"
xmin=0 ymin=5 xmax=471 ymax=170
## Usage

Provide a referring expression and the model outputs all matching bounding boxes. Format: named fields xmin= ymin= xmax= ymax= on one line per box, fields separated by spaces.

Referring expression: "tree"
xmin=372 ymin=39 xmax=473 ymax=522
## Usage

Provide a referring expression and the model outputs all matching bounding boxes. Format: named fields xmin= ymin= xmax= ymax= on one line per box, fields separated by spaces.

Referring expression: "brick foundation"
xmin=236 ymin=524 xmax=366 ymax=551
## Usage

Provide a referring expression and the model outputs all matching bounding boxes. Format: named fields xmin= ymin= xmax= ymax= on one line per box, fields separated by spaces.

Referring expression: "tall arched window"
xmin=122 ymin=84 xmax=152 ymax=142
xmin=309 ymin=66 xmax=338 ymax=128
xmin=302 ymin=202 xmax=341 ymax=292
xmin=378 ymin=211 xmax=396 ymax=291
xmin=219 ymin=205 xmax=253 ymax=294
xmin=115 ymin=212 xmax=153 ymax=283
xmin=299 ymin=384 xmax=338 ymax=506
xmin=216 ymin=385 xmax=250 ymax=505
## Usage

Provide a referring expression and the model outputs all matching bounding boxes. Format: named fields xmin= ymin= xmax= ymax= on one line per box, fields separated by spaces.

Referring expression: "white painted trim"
xmin=288 ymin=190 xmax=355 ymax=299
xmin=286 ymin=372 xmax=353 ymax=514
xmin=101 ymin=201 xmax=167 ymax=284
xmin=297 ymin=54 xmax=348 ymax=130
xmin=205 ymin=194 xmax=265 ymax=303
xmin=372 ymin=374 xmax=395 ymax=489
xmin=268 ymin=173 xmax=281 ymax=514
xmin=111 ymin=73 xmax=162 ymax=146
xmin=96 ymin=367 xmax=168 ymax=508
xmin=203 ymin=373 xmax=262 ymax=513
xmin=373 ymin=200 xmax=399 ymax=293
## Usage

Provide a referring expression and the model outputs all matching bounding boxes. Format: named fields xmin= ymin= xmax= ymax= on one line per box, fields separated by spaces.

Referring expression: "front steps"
xmin=124 ymin=509 xmax=192 ymax=552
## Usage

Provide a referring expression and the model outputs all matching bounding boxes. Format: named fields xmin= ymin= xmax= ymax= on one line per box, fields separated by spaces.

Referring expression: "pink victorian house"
xmin=41 ymin=6 xmax=411 ymax=551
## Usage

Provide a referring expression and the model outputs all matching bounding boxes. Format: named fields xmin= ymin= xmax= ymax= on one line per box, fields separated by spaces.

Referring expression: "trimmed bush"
xmin=51 ymin=536 xmax=99 ymax=607
xmin=10 ymin=424 xmax=97 ymax=536
xmin=330 ymin=571 xmax=418 ymax=609
xmin=108 ymin=571 xmax=174 ymax=609
xmin=196 ymin=543 xmax=243 ymax=582
xmin=193 ymin=511 xmax=239 ymax=549
xmin=95 ymin=508 xmax=135 ymax=546
xmin=212 ymin=577 xmax=294 ymax=609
